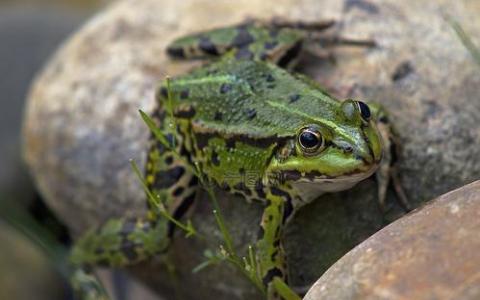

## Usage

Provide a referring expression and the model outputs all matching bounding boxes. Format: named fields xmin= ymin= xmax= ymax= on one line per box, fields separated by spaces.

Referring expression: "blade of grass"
xmin=0 ymin=200 xmax=69 ymax=278
xmin=139 ymin=109 xmax=198 ymax=177
xmin=165 ymin=76 xmax=177 ymax=149
xmin=247 ymin=245 xmax=258 ymax=279
xmin=447 ymin=16 xmax=480 ymax=66
xmin=212 ymin=208 xmax=235 ymax=255
xmin=272 ymin=277 xmax=302 ymax=300
xmin=130 ymin=159 xmax=197 ymax=238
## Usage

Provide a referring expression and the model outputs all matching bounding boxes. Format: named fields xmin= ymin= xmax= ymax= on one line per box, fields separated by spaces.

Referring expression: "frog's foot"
xmin=70 ymin=217 xmax=170 ymax=268
xmin=266 ymin=18 xmax=336 ymax=31
xmin=390 ymin=164 xmax=412 ymax=211
xmin=303 ymin=34 xmax=376 ymax=67
xmin=373 ymin=108 xmax=412 ymax=212
xmin=68 ymin=216 xmax=171 ymax=299
xmin=70 ymin=268 xmax=110 ymax=300
xmin=260 ymin=18 xmax=376 ymax=53
xmin=309 ymin=34 xmax=376 ymax=48
xmin=376 ymin=153 xmax=411 ymax=212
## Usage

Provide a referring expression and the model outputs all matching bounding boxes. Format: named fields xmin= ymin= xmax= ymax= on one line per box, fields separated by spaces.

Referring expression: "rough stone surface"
xmin=22 ymin=0 xmax=480 ymax=299
xmin=305 ymin=180 xmax=480 ymax=300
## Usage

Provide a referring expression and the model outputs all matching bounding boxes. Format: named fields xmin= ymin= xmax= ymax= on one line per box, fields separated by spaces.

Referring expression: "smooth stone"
xmin=305 ymin=180 xmax=480 ymax=300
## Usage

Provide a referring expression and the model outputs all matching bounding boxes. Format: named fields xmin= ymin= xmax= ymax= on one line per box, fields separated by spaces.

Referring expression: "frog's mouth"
xmin=280 ymin=162 xmax=378 ymax=183
xmin=279 ymin=163 xmax=379 ymax=202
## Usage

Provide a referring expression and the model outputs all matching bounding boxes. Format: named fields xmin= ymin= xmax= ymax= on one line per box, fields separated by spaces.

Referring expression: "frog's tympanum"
xmin=69 ymin=20 xmax=407 ymax=300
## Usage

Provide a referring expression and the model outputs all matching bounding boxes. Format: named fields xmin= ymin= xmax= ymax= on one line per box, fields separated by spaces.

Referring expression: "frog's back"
xmin=158 ymin=59 xmax=340 ymax=139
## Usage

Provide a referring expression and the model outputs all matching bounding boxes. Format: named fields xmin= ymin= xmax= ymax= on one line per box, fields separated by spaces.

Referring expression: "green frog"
xmin=69 ymin=19 xmax=407 ymax=299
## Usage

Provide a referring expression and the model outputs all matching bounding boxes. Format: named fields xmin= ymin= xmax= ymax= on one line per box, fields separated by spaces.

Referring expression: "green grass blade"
xmin=165 ymin=76 xmax=177 ymax=149
xmin=0 ymin=201 xmax=70 ymax=278
xmin=447 ymin=16 xmax=480 ymax=66
xmin=272 ymin=277 xmax=302 ymax=300
xmin=130 ymin=159 xmax=196 ymax=237
xmin=139 ymin=109 xmax=172 ymax=148
xmin=130 ymin=158 xmax=161 ymax=209
xmin=139 ymin=109 xmax=199 ymax=178
xmin=212 ymin=208 xmax=235 ymax=255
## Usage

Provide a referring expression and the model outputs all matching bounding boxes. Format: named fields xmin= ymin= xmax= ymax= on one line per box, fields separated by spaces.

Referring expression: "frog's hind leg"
xmin=165 ymin=19 xmax=334 ymax=65
xmin=69 ymin=174 xmax=198 ymax=299
xmin=69 ymin=216 xmax=170 ymax=299
xmin=166 ymin=19 xmax=374 ymax=71
xmin=69 ymin=126 xmax=198 ymax=299
xmin=165 ymin=23 xmax=256 ymax=60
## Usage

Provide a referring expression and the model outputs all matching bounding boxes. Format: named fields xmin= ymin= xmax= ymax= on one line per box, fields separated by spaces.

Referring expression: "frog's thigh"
xmin=146 ymin=136 xmax=198 ymax=225
xmin=70 ymin=217 xmax=169 ymax=268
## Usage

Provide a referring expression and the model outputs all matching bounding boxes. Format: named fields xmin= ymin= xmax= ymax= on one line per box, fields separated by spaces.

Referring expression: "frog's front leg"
xmin=370 ymin=104 xmax=411 ymax=211
xmin=256 ymin=186 xmax=297 ymax=299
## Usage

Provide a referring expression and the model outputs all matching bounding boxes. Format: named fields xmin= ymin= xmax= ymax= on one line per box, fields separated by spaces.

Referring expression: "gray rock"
xmin=0 ymin=5 xmax=85 ymax=202
xmin=22 ymin=0 xmax=480 ymax=299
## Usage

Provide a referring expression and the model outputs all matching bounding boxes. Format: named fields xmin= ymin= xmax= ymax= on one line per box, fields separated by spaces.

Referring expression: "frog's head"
xmin=265 ymin=100 xmax=383 ymax=201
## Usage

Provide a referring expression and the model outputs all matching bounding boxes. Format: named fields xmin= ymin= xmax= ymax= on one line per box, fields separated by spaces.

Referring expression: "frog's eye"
xmin=298 ymin=127 xmax=324 ymax=155
xmin=356 ymin=101 xmax=371 ymax=122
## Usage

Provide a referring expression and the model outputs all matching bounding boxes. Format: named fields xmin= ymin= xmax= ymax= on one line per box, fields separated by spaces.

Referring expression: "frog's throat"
xmin=268 ymin=164 xmax=379 ymax=191
xmin=289 ymin=164 xmax=379 ymax=202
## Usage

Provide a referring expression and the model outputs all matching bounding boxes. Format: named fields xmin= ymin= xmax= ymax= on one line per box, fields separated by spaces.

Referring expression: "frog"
xmin=69 ymin=19 xmax=408 ymax=300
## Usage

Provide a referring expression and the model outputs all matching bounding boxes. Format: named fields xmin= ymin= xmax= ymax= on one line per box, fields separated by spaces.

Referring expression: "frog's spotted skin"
xmin=167 ymin=20 xmax=335 ymax=69
xmin=167 ymin=24 xmax=303 ymax=68
xmin=70 ymin=20 xmax=401 ymax=300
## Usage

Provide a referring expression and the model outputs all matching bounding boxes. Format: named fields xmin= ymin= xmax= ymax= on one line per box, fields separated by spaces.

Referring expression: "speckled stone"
xmin=305 ymin=180 xmax=480 ymax=300
xmin=22 ymin=0 xmax=480 ymax=299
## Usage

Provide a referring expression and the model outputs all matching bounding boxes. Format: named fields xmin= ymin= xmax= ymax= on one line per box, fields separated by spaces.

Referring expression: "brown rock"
xmin=305 ymin=180 xmax=480 ymax=300
xmin=22 ymin=0 xmax=480 ymax=299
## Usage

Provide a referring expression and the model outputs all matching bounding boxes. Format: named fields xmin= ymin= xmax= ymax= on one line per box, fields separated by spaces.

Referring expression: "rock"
xmin=0 ymin=5 xmax=86 ymax=204
xmin=22 ymin=0 xmax=480 ymax=299
xmin=305 ymin=180 xmax=480 ymax=300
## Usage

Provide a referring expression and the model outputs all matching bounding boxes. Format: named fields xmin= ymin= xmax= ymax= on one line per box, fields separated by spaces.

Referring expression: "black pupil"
xmin=357 ymin=101 xmax=371 ymax=120
xmin=300 ymin=131 xmax=319 ymax=149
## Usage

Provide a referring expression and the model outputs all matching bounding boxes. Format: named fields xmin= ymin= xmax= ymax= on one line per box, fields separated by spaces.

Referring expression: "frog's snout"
xmin=358 ymin=125 xmax=384 ymax=166
xmin=355 ymin=147 xmax=375 ymax=166
xmin=351 ymin=137 xmax=380 ymax=168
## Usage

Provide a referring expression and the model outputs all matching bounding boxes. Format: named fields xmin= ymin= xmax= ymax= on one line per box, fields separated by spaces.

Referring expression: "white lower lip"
xmin=291 ymin=164 xmax=379 ymax=199
xmin=297 ymin=164 xmax=379 ymax=184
